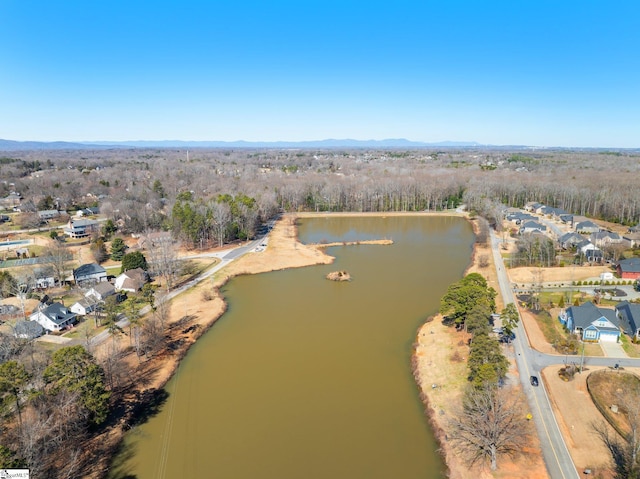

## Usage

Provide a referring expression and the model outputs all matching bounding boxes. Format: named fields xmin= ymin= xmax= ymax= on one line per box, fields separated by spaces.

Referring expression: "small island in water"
xmin=326 ymin=270 xmax=351 ymax=281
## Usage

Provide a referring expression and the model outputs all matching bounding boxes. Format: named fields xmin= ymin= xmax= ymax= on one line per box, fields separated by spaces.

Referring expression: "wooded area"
xmin=1 ymin=147 xmax=638 ymax=250
xmin=0 ymin=145 xmax=637 ymax=476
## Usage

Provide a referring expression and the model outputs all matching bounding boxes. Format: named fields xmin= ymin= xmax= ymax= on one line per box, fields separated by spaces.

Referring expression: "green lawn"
xmin=620 ymin=334 xmax=640 ymax=358
xmin=105 ymin=265 xmax=121 ymax=277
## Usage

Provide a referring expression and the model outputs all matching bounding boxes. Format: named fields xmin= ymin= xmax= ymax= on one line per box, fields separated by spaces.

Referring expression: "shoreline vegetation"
xmin=93 ymin=211 xmax=533 ymax=479
xmin=413 ymin=216 xmax=547 ymax=478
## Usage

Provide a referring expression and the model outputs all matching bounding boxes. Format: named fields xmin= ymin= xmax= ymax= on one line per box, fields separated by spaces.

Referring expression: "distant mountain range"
xmin=0 ymin=138 xmax=487 ymax=151
xmin=0 ymin=138 xmax=637 ymax=152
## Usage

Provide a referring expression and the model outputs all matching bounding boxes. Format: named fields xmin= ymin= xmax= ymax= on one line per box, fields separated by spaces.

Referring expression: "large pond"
xmin=110 ymin=215 xmax=474 ymax=479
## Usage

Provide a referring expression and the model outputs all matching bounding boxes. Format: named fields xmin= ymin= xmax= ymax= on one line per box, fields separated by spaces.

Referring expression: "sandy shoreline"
xmin=91 ymin=211 xmax=526 ymax=478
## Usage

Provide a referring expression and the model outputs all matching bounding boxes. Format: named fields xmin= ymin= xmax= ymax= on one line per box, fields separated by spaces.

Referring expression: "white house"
xmin=35 ymin=275 xmax=56 ymax=289
xmin=30 ymin=302 xmax=77 ymax=332
xmin=86 ymin=282 xmax=116 ymax=301
xmin=114 ymin=268 xmax=147 ymax=293
xmin=70 ymin=298 xmax=99 ymax=316
xmin=64 ymin=219 xmax=100 ymax=238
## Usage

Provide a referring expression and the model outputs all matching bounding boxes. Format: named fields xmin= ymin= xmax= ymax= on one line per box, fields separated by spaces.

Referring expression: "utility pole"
xmin=579 ymin=340 xmax=585 ymax=373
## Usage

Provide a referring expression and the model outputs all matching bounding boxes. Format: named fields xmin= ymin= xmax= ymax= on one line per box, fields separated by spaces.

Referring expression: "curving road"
xmin=88 ymin=236 xmax=267 ymax=348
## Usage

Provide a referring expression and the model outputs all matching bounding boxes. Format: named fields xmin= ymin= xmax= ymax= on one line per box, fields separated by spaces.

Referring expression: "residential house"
xmin=616 ymin=258 xmax=640 ymax=280
xmin=558 ymin=301 xmax=621 ymax=342
xmin=577 ymin=240 xmax=596 ymax=254
xmin=622 ymin=232 xmax=640 ymax=248
xmin=70 ymin=297 xmax=99 ymax=316
xmin=575 ymin=240 xmax=603 ymax=263
xmin=590 ymin=231 xmax=623 ymax=249
xmin=0 ymin=192 xmax=22 ymax=209
xmin=575 ymin=220 xmax=601 ymax=234
xmin=75 ymin=206 xmax=100 ymax=217
xmin=137 ymin=231 xmax=172 ymax=249
xmin=64 ymin=219 xmax=100 ymax=238
xmin=114 ymin=268 xmax=148 ymax=293
xmin=558 ymin=232 xmax=584 ymax=250
xmin=502 ymin=207 xmax=521 ymax=216
xmin=585 ymin=249 xmax=604 ymax=264
xmin=616 ymin=301 xmax=640 ymax=341
xmin=86 ymin=282 xmax=116 ymax=301
xmin=539 ymin=206 xmax=568 ymax=218
xmin=559 ymin=214 xmax=574 ymax=225
xmin=519 ymin=221 xmax=547 ymax=235
xmin=73 ymin=263 xmax=107 ymax=285
xmin=30 ymin=302 xmax=77 ymax=332
xmin=34 ymin=269 xmax=56 ymax=289
xmin=14 ymin=201 xmax=36 ymax=213
xmin=524 ymin=202 xmax=543 ymax=212
xmin=506 ymin=212 xmax=535 ymax=225
xmin=37 ymin=209 xmax=60 ymax=221
xmin=14 ymin=320 xmax=44 ymax=339
xmin=547 ymin=207 xmax=568 ymax=219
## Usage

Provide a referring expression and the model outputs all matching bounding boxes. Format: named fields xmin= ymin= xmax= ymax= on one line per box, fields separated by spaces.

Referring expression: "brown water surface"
xmin=110 ymin=216 xmax=474 ymax=479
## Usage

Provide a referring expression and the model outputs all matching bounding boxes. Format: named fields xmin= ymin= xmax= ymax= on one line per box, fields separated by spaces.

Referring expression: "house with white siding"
xmin=30 ymin=302 xmax=77 ymax=332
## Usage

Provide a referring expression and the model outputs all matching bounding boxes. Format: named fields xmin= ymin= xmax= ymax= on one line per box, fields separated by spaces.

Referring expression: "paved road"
xmin=490 ymin=231 xmax=580 ymax=479
xmin=88 ymin=236 xmax=267 ymax=348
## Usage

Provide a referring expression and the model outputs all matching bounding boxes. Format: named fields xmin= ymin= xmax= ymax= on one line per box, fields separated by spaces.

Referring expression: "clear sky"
xmin=1 ymin=1 xmax=639 ymax=147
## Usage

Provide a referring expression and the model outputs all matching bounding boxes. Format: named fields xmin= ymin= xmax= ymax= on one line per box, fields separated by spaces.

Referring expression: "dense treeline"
xmin=440 ymin=273 xmax=529 ymax=471
xmin=1 ymin=147 xmax=639 ymax=248
xmin=0 ymin=344 xmax=110 ymax=476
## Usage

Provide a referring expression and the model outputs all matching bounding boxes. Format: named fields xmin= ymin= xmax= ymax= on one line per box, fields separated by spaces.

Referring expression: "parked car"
xmin=530 ymin=375 xmax=539 ymax=387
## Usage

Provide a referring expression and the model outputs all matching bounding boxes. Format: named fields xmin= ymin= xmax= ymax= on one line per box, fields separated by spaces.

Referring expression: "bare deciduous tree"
xmin=449 ymin=385 xmax=531 ymax=471
xmin=145 ymin=232 xmax=180 ymax=290
xmin=41 ymin=242 xmax=73 ymax=286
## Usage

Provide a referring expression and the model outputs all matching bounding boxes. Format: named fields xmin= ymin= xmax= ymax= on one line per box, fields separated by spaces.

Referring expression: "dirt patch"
xmin=541 ymin=366 xmax=625 ymax=477
xmin=509 ymin=265 xmax=612 ymax=285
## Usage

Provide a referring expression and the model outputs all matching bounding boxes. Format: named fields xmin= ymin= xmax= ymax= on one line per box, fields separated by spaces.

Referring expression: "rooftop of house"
xmin=617 ymin=258 xmax=640 ymax=273
xmin=88 ymin=282 xmax=115 ymax=296
xmin=566 ymin=301 xmax=620 ymax=330
xmin=38 ymin=302 xmax=76 ymax=325
xmin=68 ymin=218 xmax=99 ymax=228
xmin=616 ymin=301 xmax=640 ymax=335
xmin=74 ymin=263 xmax=107 ymax=277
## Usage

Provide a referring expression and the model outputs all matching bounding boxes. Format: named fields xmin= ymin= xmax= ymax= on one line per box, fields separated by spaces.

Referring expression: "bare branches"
xmin=449 ymin=385 xmax=531 ymax=471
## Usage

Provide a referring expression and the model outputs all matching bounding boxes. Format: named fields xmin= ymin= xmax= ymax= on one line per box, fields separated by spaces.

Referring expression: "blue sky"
xmin=1 ymin=1 xmax=639 ymax=147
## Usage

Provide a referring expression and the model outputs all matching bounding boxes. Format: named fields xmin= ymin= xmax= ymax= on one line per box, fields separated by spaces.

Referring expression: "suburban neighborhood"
xmin=0 ymin=146 xmax=638 ymax=479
